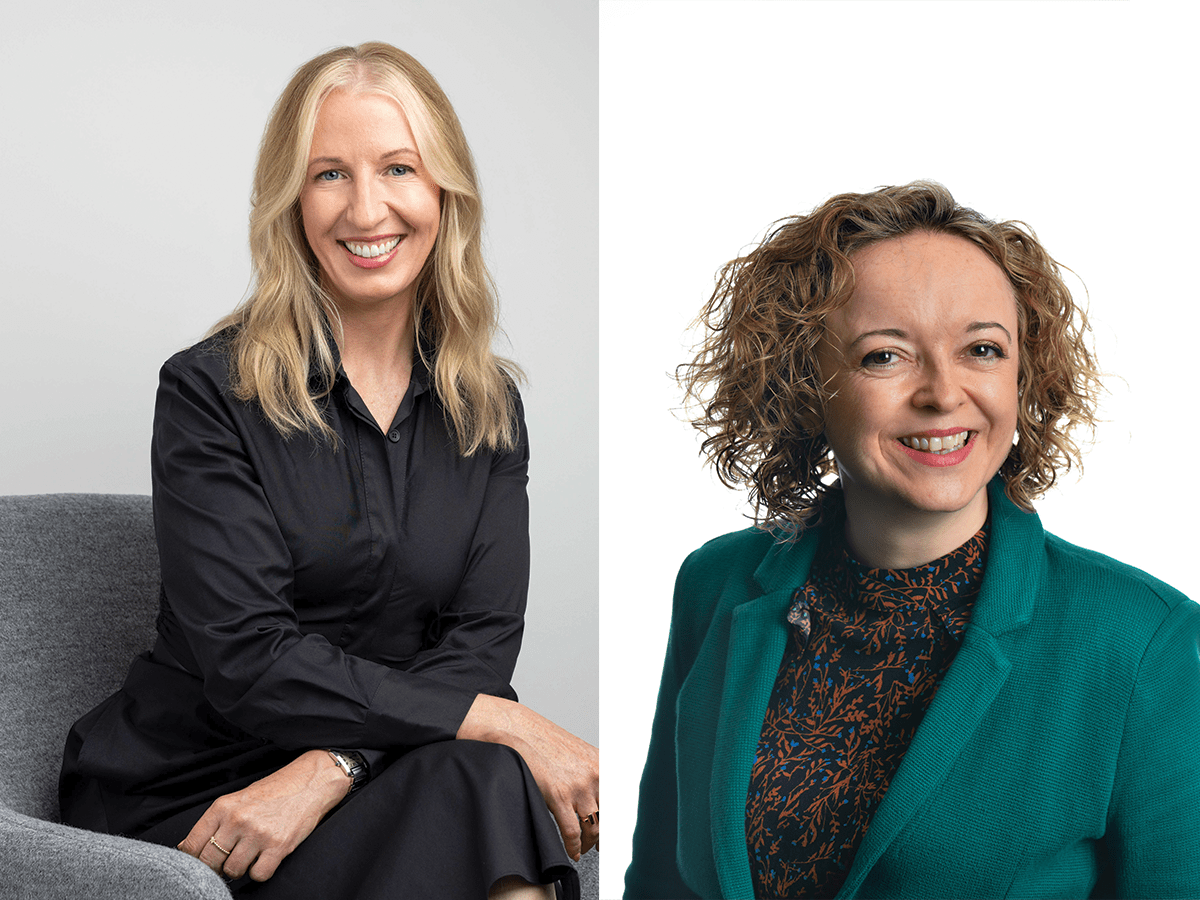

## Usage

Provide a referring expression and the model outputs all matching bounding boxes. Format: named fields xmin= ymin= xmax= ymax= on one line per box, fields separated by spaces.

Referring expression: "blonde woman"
xmin=60 ymin=43 xmax=597 ymax=900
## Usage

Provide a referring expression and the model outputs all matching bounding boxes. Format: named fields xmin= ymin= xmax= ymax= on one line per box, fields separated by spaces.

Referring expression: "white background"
xmin=0 ymin=0 xmax=598 ymax=744
xmin=601 ymin=1 xmax=1198 ymax=894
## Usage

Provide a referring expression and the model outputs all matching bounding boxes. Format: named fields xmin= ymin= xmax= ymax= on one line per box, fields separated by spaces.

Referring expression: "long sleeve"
xmin=625 ymin=560 xmax=704 ymax=900
xmin=1105 ymin=597 xmax=1200 ymax=896
xmin=150 ymin=349 xmax=528 ymax=754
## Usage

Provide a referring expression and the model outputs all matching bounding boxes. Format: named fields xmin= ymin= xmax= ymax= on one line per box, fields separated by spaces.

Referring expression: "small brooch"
xmin=787 ymin=587 xmax=811 ymax=646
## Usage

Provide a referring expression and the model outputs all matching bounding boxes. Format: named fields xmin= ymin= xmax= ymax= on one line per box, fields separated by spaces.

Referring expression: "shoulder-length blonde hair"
xmin=681 ymin=181 xmax=1101 ymax=532
xmin=211 ymin=42 xmax=519 ymax=454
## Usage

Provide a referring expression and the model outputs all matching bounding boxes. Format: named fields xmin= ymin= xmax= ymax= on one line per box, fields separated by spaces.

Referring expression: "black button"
xmin=388 ymin=430 xmax=400 ymax=443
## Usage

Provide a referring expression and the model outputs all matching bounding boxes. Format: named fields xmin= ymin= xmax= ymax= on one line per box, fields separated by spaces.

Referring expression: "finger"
xmin=579 ymin=810 xmax=600 ymax=855
xmin=552 ymin=800 xmax=582 ymax=861
xmin=247 ymin=848 xmax=286 ymax=883
xmin=197 ymin=834 xmax=239 ymax=876
xmin=223 ymin=841 xmax=258 ymax=882
xmin=177 ymin=808 xmax=222 ymax=858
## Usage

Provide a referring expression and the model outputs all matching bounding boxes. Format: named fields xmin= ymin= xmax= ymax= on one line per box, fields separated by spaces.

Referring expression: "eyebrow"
xmin=306 ymin=148 xmax=420 ymax=169
xmin=966 ymin=321 xmax=1013 ymax=341
xmin=846 ymin=321 xmax=1012 ymax=350
xmin=845 ymin=328 xmax=906 ymax=351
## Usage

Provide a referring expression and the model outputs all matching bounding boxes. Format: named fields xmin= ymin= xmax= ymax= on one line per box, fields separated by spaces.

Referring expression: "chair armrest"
xmin=0 ymin=803 xmax=231 ymax=900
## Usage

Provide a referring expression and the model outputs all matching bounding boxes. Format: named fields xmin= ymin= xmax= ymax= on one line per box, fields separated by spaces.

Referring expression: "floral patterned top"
xmin=745 ymin=516 xmax=988 ymax=899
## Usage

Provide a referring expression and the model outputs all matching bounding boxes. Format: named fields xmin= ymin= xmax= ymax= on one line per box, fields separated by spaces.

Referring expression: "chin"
xmin=898 ymin=478 xmax=991 ymax=516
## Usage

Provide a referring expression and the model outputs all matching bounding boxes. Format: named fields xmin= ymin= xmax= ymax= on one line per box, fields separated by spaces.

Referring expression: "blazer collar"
xmin=712 ymin=479 xmax=1045 ymax=898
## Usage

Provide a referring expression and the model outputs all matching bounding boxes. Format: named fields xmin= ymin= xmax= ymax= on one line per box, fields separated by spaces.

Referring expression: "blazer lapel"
xmin=836 ymin=626 xmax=1012 ymax=896
xmin=710 ymin=530 xmax=821 ymax=898
xmin=711 ymin=590 xmax=792 ymax=898
xmin=839 ymin=481 xmax=1043 ymax=896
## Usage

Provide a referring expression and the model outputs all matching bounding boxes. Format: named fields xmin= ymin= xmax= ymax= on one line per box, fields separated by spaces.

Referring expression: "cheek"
xmin=298 ymin=193 xmax=325 ymax=248
xmin=991 ymin=368 xmax=1020 ymax=430
xmin=419 ymin=190 xmax=442 ymax=235
xmin=821 ymin=387 xmax=870 ymax=458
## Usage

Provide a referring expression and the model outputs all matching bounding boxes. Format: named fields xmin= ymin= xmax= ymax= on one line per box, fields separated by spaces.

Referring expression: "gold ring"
xmin=582 ymin=810 xmax=599 ymax=825
xmin=209 ymin=836 xmax=232 ymax=855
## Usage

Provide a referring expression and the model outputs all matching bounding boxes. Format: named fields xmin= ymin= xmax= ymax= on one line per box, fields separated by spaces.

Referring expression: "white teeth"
xmin=900 ymin=431 xmax=969 ymax=454
xmin=343 ymin=236 xmax=402 ymax=258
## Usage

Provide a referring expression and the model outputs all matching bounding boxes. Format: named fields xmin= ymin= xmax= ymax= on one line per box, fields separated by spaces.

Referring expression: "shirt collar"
xmin=314 ymin=323 xmax=431 ymax=402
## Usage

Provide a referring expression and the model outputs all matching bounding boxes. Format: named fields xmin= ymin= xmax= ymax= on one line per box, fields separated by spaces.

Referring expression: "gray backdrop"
xmin=0 ymin=0 xmax=598 ymax=745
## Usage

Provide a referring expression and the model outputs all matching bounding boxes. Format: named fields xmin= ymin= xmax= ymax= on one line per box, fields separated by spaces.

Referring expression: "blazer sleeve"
xmin=152 ymin=359 xmax=523 ymax=753
xmin=625 ymin=562 xmax=703 ymax=900
xmin=1106 ymin=597 xmax=1200 ymax=896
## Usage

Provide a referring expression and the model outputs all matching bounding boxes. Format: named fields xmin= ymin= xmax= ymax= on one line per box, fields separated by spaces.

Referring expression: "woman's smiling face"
xmin=818 ymin=231 xmax=1020 ymax=528
xmin=299 ymin=89 xmax=441 ymax=313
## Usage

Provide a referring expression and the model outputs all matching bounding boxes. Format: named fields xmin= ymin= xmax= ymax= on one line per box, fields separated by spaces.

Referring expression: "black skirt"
xmin=61 ymin=651 xmax=577 ymax=898
xmin=135 ymin=741 xmax=579 ymax=899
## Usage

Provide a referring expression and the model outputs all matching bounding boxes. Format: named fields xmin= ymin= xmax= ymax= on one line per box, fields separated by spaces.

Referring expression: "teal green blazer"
xmin=626 ymin=482 xmax=1200 ymax=898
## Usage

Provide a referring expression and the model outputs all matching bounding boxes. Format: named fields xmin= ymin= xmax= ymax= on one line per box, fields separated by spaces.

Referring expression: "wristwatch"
xmin=325 ymin=749 xmax=369 ymax=795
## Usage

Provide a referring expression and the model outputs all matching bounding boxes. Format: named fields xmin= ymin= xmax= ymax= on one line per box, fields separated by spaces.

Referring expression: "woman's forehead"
xmin=836 ymin=232 xmax=1018 ymax=327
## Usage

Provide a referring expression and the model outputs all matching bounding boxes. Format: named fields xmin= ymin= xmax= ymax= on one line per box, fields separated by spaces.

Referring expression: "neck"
xmin=841 ymin=489 xmax=989 ymax=570
xmin=334 ymin=296 xmax=416 ymax=378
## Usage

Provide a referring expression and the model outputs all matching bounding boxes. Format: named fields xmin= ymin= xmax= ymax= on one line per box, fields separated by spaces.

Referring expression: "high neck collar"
xmin=840 ymin=521 xmax=989 ymax=611
xmin=809 ymin=495 xmax=990 ymax=612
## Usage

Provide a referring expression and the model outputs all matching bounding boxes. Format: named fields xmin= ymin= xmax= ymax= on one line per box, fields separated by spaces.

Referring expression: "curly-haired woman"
xmin=625 ymin=182 xmax=1199 ymax=899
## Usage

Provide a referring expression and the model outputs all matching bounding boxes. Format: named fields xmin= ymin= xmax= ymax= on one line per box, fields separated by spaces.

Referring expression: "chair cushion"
xmin=0 ymin=803 xmax=232 ymax=900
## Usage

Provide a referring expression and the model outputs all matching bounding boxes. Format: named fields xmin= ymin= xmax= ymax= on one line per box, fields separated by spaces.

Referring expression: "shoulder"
xmin=677 ymin=527 xmax=776 ymax=590
xmin=1040 ymin=530 xmax=1192 ymax=638
xmin=1008 ymin=527 xmax=1199 ymax=702
xmin=669 ymin=527 xmax=781 ymax=643
xmin=505 ymin=378 xmax=527 ymax=427
xmin=160 ymin=328 xmax=239 ymax=398
xmin=153 ymin=328 xmax=268 ymax=444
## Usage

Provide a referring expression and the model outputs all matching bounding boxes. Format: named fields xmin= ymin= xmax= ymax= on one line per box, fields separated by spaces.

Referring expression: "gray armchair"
xmin=0 ymin=494 xmax=230 ymax=900
xmin=0 ymin=494 xmax=597 ymax=899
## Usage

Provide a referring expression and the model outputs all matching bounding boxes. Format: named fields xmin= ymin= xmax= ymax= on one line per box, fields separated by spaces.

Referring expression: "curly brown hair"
xmin=680 ymin=181 xmax=1101 ymax=532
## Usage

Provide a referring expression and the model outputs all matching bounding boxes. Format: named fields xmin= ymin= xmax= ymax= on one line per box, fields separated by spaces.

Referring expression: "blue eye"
xmin=315 ymin=170 xmax=341 ymax=182
xmin=388 ymin=164 xmax=412 ymax=177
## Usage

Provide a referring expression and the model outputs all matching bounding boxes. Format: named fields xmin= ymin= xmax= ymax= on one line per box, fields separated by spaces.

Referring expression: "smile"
xmin=899 ymin=431 xmax=970 ymax=455
xmin=340 ymin=236 xmax=403 ymax=259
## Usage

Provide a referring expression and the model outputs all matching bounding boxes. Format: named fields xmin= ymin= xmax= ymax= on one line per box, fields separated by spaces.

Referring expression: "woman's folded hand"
xmin=458 ymin=694 xmax=600 ymax=861
xmin=177 ymin=749 xmax=349 ymax=882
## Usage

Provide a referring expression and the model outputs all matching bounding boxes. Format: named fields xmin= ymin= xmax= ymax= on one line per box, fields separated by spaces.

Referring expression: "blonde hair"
xmin=681 ymin=181 xmax=1101 ymax=531
xmin=211 ymin=42 xmax=519 ymax=454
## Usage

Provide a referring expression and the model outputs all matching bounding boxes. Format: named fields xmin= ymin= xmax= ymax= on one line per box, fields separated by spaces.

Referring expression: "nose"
xmin=911 ymin=359 xmax=965 ymax=412
xmin=347 ymin=175 xmax=387 ymax=231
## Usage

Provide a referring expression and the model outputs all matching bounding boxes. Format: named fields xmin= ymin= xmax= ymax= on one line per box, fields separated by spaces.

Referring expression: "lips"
xmin=896 ymin=430 xmax=978 ymax=468
xmin=898 ymin=430 xmax=970 ymax=455
xmin=338 ymin=235 xmax=404 ymax=270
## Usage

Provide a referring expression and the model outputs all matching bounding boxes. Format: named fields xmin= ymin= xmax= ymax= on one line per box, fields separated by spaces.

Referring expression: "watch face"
xmin=328 ymin=750 xmax=352 ymax=775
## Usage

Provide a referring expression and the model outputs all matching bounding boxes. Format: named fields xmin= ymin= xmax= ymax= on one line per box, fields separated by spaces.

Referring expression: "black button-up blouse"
xmin=61 ymin=330 xmax=530 ymax=833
